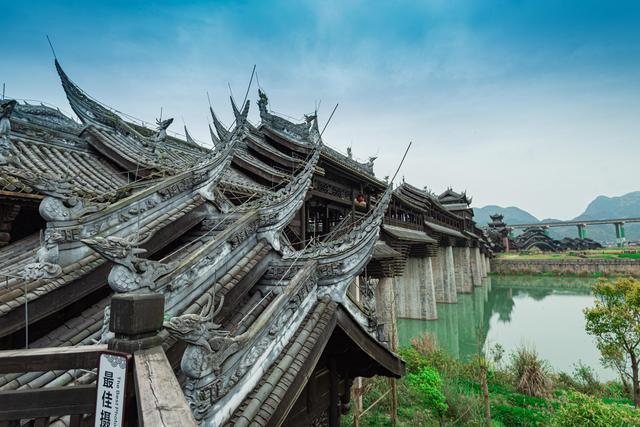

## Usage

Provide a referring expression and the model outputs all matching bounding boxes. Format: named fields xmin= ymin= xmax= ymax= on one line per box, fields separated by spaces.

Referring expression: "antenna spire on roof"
xmin=241 ymin=64 xmax=256 ymax=108
xmin=46 ymin=35 xmax=57 ymax=59
xmin=320 ymin=103 xmax=339 ymax=137
xmin=391 ymin=142 xmax=412 ymax=183
xmin=206 ymin=91 xmax=212 ymax=109
xmin=227 ymin=82 xmax=235 ymax=103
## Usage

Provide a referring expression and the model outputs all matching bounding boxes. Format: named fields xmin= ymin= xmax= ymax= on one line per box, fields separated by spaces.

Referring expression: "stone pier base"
xmin=396 ymin=257 xmax=438 ymax=320
xmin=471 ymin=247 xmax=482 ymax=287
xmin=454 ymin=247 xmax=472 ymax=293
xmin=432 ymin=249 xmax=446 ymax=303
xmin=443 ymin=246 xmax=457 ymax=303
xmin=375 ymin=276 xmax=398 ymax=348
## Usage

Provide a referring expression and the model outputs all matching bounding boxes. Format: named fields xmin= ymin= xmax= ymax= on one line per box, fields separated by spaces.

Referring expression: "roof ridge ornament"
xmin=4 ymin=168 xmax=109 ymax=221
xmin=0 ymin=99 xmax=17 ymax=165
xmin=82 ymin=235 xmax=178 ymax=292
xmin=23 ymin=230 xmax=65 ymax=280
xmin=152 ymin=117 xmax=174 ymax=152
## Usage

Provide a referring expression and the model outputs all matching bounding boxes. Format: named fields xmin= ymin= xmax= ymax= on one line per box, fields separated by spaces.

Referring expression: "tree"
xmin=584 ymin=277 xmax=640 ymax=407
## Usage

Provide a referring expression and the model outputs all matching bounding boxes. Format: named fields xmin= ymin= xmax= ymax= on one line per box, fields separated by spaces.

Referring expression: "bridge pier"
xmin=470 ymin=247 xmax=482 ymax=286
xmin=463 ymin=247 xmax=475 ymax=291
xmin=577 ymin=223 xmax=587 ymax=239
xmin=395 ymin=256 xmax=437 ymax=320
xmin=433 ymin=248 xmax=446 ymax=303
xmin=615 ymin=222 xmax=626 ymax=247
xmin=375 ymin=276 xmax=398 ymax=348
xmin=443 ymin=246 xmax=458 ymax=303
xmin=454 ymin=247 xmax=472 ymax=293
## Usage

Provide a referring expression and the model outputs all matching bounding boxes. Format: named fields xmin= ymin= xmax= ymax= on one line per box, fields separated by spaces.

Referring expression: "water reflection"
xmin=397 ymin=276 xmax=612 ymax=379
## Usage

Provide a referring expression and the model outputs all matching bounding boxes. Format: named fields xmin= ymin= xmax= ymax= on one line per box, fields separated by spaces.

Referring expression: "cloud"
xmin=3 ymin=0 xmax=640 ymax=219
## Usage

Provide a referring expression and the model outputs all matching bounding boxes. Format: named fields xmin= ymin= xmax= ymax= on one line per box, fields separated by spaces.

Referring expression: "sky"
xmin=3 ymin=0 xmax=640 ymax=220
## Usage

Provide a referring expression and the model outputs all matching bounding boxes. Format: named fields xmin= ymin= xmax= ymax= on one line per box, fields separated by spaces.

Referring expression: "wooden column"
xmin=329 ymin=357 xmax=339 ymax=427
xmin=301 ymin=202 xmax=307 ymax=244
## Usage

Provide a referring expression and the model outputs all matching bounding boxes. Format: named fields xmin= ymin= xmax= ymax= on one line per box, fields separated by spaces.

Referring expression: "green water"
xmin=397 ymin=275 xmax=615 ymax=380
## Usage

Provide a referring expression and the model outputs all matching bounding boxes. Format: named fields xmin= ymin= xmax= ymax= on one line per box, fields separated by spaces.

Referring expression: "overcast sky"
xmin=3 ymin=1 xmax=640 ymax=220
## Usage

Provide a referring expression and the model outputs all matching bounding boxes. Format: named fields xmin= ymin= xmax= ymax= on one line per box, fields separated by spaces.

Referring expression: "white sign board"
xmin=95 ymin=352 xmax=128 ymax=427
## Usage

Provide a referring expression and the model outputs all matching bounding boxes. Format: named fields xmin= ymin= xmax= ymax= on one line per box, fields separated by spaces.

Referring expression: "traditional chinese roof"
xmin=55 ymin=59 xmax=209 ymax=176
xmin=438 ymin=187 xmax=472 ymax=206
xmin=1 ymin=101 xmax=128 ymax=197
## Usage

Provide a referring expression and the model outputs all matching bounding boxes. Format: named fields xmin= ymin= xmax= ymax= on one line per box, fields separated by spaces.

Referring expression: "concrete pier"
xmin=470 ymin=247 xmax=480 ymax=287
xmin=432 ymin=249 xmax=446 ymax=303
xmin=396 ymin=257 xmax=438 ymax=320
xmin=443 ymin=246 xmax=458 ymax=303
xmin=375 ymin=276 xmax=398 ymax=348
xmin=454 ymin=247 xmax=472 ymax=293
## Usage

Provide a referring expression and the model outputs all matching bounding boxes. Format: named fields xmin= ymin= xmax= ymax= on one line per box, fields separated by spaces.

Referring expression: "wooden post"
xmin=108 ymin=293 xmax=165 ymax=353
xmin=352 ymin=276 xmax=362 ymax=425
xmin=301 ymin=202 xmax=307 ymax=245
xmin=329 ymin=357 xmax=339 ymax=427
xmin=390 ymin=276 xmax=398 ymax=426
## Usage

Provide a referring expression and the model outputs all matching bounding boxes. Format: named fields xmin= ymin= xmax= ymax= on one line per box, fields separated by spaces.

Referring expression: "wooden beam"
xmin=0 ymin=385 xmax=95 ymax=420
xmin=0 ymin=345 xmax=106 ymax=374
xmin=133 ymin=346 xmax=196 ymax=427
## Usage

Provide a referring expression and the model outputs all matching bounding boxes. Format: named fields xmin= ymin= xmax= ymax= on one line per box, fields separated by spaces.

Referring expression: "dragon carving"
xmin=4 ymin=168 xmax=108 ymax=221
xmin=81 ymin=236 xmax=178 ymax=292
xmin=164 ymin=291 xmax=241 ymax=415
xmin=151 ymin=117 xmax=174 ymax=151
xmin=22 ymin=230 xmax=65 ymax=280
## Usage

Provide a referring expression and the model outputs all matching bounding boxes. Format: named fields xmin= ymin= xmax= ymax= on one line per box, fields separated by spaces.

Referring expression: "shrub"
xmin=510 ymin=346 xmax=552 ymax=397
xmin=571 ymin=362 xmax=604 ymax=396
xmin=551 ymin=392 xmax=640 ymax=427
xmin=398 ymin=347 xmax=430 ymax=373
xmin=406 ymin=366 xmax=448 ymax=420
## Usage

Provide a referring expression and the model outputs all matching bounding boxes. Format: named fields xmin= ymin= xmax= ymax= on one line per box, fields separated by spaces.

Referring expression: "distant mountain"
xmin=474 ymin=191 xmax=640 ymax=244
xmin=576 ymin=192 xmax=640 ymax=220
xmin=473 ymin=205 xmax=539 ymax=227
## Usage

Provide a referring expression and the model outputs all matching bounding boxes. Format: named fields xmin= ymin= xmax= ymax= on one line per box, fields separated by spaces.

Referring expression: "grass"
xmin=496 ymin=249 xmax=640 ymax=261
xmin=342 ymin=338 xmax=636 ymax=426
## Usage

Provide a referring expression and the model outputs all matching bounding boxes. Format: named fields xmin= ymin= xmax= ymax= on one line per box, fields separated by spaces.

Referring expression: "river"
xmin=397 ymin=275 xmax=615 ymax=381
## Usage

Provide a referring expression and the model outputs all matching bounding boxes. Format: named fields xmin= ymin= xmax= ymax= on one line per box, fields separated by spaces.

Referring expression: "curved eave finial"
xmin=184 ymin=125 xmax=196 ymax=145
xmin=210 ymin=106 xmax=230 ymax=142
xmin=230 ymin=97 xmax=251 ymax=126
xmin=55 ymin=59 xmax=110 ymax=125
xmin=208 ymin=124 xmax=220 ymax=147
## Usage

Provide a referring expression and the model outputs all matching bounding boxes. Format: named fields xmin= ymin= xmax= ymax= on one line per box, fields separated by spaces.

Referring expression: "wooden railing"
xmin=383 ymin=216 xmax=423 ymax=231
xmin=0 ymin=345 xmax=103 ymax=425
xmin=0 ymin=293 xmax=195 ymax=426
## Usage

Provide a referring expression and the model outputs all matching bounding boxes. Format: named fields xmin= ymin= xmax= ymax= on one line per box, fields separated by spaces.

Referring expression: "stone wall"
xmin=491 ymin=258 xmax=640 ymax=277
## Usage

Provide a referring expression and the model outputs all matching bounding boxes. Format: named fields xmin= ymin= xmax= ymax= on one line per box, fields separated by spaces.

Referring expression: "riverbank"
xmin=345 ymin=338 xmax=638 ymax=426
xmin=491 ymin=258 xmax=640 ymax=277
